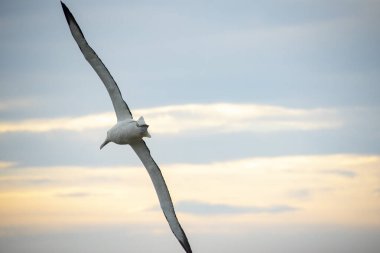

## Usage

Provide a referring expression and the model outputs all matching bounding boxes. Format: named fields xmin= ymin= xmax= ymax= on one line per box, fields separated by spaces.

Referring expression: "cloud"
xmin=0 ymin=154 xmax=379 ymax=230
xmin=0 ymin=161 xmax=15 ymax=169
xmin=55 ymin=192 xmax=93 ymax=198
xmin=0 ymin=99 xmax=36 ymax=112
xmin=0 ymin=113 xmax=114 ymax=133
xmin=323 ymin=169 xmax=357 ymax=178
xmin=0 ymin=103 xmax=341 ymax=134
xmin=288 ymin=189 xmax=312 ymax=201
xmin=175 ymin=201 xmax=298 ymax=215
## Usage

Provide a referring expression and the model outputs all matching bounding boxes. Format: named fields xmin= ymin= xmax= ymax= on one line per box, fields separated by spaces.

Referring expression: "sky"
xmin=0 ymin=0 xmax=380 ymax=252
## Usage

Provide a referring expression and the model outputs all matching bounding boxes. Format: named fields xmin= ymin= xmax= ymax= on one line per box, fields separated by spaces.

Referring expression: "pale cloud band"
xmin=1 ymin=154 xmax=379 ymax=228
xmin=175 ymin=201 xmax=298 ymax=215
xmin=0 ymin=162 xmax=15 ymax=169
xmin=0 ymin=103 xmax=341 ymax=134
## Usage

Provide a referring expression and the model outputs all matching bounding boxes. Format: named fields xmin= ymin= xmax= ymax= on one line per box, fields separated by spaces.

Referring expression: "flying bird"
xmin=60 ymin=2 xmax=192 ymax=252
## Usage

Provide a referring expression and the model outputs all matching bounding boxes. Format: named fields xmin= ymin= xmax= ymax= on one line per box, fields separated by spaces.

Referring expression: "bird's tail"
xmin=137 ymin=116 xmax=148 ymax=127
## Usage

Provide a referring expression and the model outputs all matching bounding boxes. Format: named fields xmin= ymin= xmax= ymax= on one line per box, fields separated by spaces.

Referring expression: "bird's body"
xmin=101 ymin=117 xmax=151 ymax=149
xmin=60 ymin=2 xmax=192 ymax=253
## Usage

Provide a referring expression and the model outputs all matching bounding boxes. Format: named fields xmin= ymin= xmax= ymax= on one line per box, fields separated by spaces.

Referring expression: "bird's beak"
xmin=100 ymin=139 xmax=110 ymax=150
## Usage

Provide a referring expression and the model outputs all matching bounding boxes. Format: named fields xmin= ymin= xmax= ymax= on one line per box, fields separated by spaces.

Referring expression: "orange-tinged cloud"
xmin=0 ymin=154 xmax=379 ymax=231
xmin=0 ymin=103 xmax=341 ymax=134
xmin=0 ymin=162 xmax=15 ymax=169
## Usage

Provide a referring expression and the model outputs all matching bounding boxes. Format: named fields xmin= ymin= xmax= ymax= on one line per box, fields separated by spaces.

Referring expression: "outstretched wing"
xmin=131 ymin=140 xmax=192 ymax=253
xmin=61 ymin=2 xmax=132 ymax=121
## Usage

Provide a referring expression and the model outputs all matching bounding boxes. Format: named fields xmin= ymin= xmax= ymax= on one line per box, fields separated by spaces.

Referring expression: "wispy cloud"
xmin=323 ymin=169 xmax=357 ymax=178
xmin=288 ymin=188 xmax=313 ymax=201
xmin=175 ymin=201 xmax=298 ymax=215
xmin=1 ymin=154 xmax=379 ymax=229
xmin=0 ymin=113 xmax=114 ymax=133
xmin=0 ymin=161 xmax=15 ymax=169
xmin=0 ymin=99 xmax=36 ymax=112
xmin=55 ymin=192 xmax=93 ymax=198
xmin=0 ymin=103 xmax=341 ymax=134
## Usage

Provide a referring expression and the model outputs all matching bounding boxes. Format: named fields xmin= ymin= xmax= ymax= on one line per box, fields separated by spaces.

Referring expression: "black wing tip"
xmin=180 ymin=238 xmax=192 ymax=253
xmin=60 ymin=1 xmax=86 ymax=38
xmin=60 ymin=1 xmax=71 ymax=23
xmin=177 ymin=226 xmax=192 ymax=253
xmin=163 ymin=212 xmax=192 ymax=253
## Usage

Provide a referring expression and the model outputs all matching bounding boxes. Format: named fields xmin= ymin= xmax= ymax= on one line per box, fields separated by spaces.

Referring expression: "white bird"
xmin=60 ymin=2 xmax=192 ymax=252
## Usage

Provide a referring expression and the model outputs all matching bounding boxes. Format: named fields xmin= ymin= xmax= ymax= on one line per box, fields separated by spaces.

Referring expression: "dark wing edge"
xmin=130 ymin=140 xmax=192 ymax=253
xmin=60 ymin=1 xmax=133 ymax=121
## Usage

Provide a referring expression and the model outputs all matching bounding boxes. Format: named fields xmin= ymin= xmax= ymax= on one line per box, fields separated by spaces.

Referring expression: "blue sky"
xmin=1 ymin=0 xmax=380 ymax=252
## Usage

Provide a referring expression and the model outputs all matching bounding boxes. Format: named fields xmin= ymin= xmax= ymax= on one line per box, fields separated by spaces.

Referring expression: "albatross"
xmin=60 ymin=2 xmax=192 ymax=252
